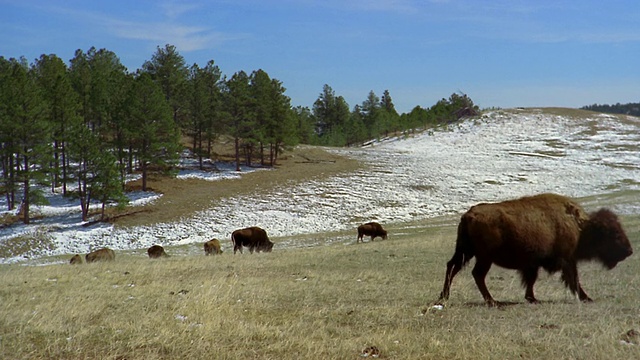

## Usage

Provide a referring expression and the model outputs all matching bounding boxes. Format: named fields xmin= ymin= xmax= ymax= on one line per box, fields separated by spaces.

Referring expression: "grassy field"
xmin=2 ymin=109 xmax=640 ymax=358
xmin=1 ymin=214 xmax=639 ymax=359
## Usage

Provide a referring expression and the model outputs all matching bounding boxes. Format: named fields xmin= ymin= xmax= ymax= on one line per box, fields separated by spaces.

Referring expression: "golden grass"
xmin=1 ymin=217 xmax=639 ymax=359
xmin=2 ymin=112 xmax=640 ymax=358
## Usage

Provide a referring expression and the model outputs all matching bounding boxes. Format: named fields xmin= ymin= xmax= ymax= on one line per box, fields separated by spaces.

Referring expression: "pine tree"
xmin=128 ymin=72 xmax=180 ymax=191
xmin=250 ymin=69 xmax=273 ymax=165
xmin=223 ymin=71 xmax=255 ymax=171
xmin=267 ymin=77 xmax=296 ymax=165
xmin=142 ymin=44 xmax=189 ymax=131
xmin=187 ymin=60 xmax=223 ymax=169
xmin=67 ymin=122 xmax=125 ymax=221
xmin=312 ymin=84 xmax=350 ymax=145
xmin=4 ymin=58 xmax=52 ymax=224
xmin=33 ymin=54 xmax=81 ymax=195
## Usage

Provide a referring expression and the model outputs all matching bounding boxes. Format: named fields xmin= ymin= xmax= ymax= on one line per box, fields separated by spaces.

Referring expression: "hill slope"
xmin=1 ymin=107 xmax=639 ymax=263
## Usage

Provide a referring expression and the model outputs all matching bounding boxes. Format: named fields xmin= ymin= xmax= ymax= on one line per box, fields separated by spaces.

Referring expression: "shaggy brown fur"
xmin=438 ymin=193 xmax=633 ymax=306
xmin=231 ymin=227 xmax=273 ymax=254
xmin=85 ymin=248 xmax=116 ymax=263
xmin=357 ymin=222 xmax=388 ymax=243
xmin=203 ymin=239 xmax=223 ymax=255
xmin=147 ymin=245 xmax=168 ymax=258
xmin=69 ymin=254 xmax=82 ymax=265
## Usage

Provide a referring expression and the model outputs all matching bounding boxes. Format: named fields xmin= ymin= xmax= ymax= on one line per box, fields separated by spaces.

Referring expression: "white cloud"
xmin=107 ymin=19 xmax=239 ymax=52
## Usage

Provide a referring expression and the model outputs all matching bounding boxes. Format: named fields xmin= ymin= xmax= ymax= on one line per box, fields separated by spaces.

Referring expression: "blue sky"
xmin=1 ymin=0 xmax=639 ymax=113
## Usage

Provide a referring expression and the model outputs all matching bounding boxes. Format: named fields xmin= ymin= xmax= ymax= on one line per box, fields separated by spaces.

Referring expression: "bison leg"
xmin=561 ymin=260 xmax=592 ymax=302
xmin=438 ymin=250 xmax=467 ymax=302
xmin=471 ymin=260 xmax=497 ymax=306
xmin=521 ymin=267 xmax=540 ymax=303
xmin=234 ymin=245 xmax=243 ymax=254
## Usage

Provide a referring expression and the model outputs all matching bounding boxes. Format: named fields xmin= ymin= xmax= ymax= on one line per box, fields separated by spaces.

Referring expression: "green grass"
xmin=1 ymin=216 xmax=639 ymax=359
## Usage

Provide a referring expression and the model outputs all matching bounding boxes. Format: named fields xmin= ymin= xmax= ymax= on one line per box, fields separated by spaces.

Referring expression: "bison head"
xmin=261 ymin=241 xmax=274 ymax=252
xmin=577 ymin=209 xmax=633 ymax=269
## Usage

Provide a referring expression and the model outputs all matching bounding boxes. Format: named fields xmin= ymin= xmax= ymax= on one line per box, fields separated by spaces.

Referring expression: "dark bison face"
xmin=70 ymin=254 xmax=82 ymax=265
xmin=579 ymin=209 xmax=633 ymax=269
xmin=261 ymin=241 xmax=274 ymax=252
xmin=148 ymin=245 xmax=167 ymax=258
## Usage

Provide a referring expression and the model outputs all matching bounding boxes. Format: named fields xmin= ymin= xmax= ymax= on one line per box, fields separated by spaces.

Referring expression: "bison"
xmin=147 ymin=245 xmax=168 ymax=258
xmin=204 ymin=239 xmax=223 ymax=255
xmin=69 ymin=254 xmax=83 ymax=265
xmin=85 ymin=247 xmax=116 ymax=263
xmin=357 ymin=222 xmax=388 ymax=243
xmin=437 ymin=193 xmax=633 ymax=307
xmin=231 ymin=226 xmax=273 ymax=254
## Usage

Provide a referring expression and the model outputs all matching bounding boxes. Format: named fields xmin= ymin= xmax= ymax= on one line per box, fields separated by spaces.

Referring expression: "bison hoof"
xmin=526 ymin=297 xmax=539 ymax=304
xmin=580 ymin=297 xmax=593 ymax=303
xmin=486 ymin=299 xmax=499 ymax=308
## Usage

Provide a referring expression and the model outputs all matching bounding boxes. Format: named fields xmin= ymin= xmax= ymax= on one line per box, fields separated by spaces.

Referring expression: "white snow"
xmin=2 ymin=109 xmax=640 ymax=263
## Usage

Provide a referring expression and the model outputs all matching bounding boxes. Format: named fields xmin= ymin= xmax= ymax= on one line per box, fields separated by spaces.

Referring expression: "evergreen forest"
xmin=581 ymin=102 xmax=640 ymax=117
xmin=0 ymin=44 xmax=479 ymax=224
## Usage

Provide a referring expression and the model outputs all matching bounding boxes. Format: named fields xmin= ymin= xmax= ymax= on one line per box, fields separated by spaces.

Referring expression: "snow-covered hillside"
xmin=2 ymin=108 xmax=639 ymax=263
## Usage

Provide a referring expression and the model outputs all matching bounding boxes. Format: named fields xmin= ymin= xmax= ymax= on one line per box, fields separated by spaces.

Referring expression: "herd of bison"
xmin=69 ymin=193 xmax=634 ymax=306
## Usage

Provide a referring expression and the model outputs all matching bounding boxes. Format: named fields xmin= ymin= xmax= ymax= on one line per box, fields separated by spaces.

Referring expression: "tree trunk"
xmin=53 ymin=139 xmax=59 ymax=192
xmin=198 ymin=134 xmax=204 ymax=170
xmin=142 ymin=161 xmax=148 ymax=191
xmin=235 ymin=137 xmax=241 ymax=171
xmin=127 ymin=144 xmax=134 ymax=173
xmin=245 ymin=143 xmax=253 ymax=167
xmin=61 ymin=140 xmax=68 ymax=196
xmin=269 ymin=143 xmax=274 ymax=166
xmin=21 ymin=155 xmax=30 ymax=225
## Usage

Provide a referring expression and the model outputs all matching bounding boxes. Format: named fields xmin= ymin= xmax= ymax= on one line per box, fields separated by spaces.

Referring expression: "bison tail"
xmin=454 ymin=215 xmax=475 ymax=267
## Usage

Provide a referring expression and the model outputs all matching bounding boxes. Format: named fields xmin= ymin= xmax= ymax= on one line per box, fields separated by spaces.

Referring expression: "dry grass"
xmin=1 ymin=216 xmax=639 ymax=359
xmin=2 ymin=116 xmax=640 ymax=358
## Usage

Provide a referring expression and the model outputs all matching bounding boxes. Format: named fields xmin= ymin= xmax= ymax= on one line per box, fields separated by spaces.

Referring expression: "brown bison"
xmin=147 ymin=245 xmax=168 ymax=258
xmin=204 ymin=239 xmax=223 ymax=255
xmin=85 ymin=247 xmax=116 ymax=263
xmin=231 ymin=226 xmax=274 ymax=254
xmin=69 ymin=254 xmax=83 ymax=265
xmin=357 ymin=222 xmax=388 ymax=243
xmin=438 ymin=193 xmax=633 ymax=306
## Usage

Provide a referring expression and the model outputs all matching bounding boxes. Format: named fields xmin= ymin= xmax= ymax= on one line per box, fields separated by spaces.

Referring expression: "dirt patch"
xmin=112 ymin=145 xmax=363 ymax=227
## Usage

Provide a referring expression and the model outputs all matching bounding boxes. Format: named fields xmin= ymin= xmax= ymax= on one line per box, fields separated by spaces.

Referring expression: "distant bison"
xmin=438 ymin=193 xmax=633 ymax=306
xmin=204 ymin=239 xmax=223 ymax=255
xmin=357 ymin=222 xmax=388 ymax=243
xmin=231 ymin=227 xmax=273 ymax=254
xmin=85 ymin=247 xmax=116 ymax=263
xmin=69 ymin=254 xmax=83 ymax=265
xmin=147 ymin=245 xmax=168 ymax=259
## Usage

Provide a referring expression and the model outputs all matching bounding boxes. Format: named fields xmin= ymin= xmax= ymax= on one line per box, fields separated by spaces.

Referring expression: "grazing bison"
xmin=147 ymin=245 xmax=168 ymax=259
xmin=231 ymin=226 xmax=273 ymax=254
xmin=357 ymin=222 xmax=388 ymax=243
xmin=204 ymin=239 xmax=223 ymax=255
xmin=85 ymin=247 xmax=116 ymax=263
xmin=438 ymin=193 xmax=633 ymax=306
xmin=69 ymin=254 xmax=82 ymax=265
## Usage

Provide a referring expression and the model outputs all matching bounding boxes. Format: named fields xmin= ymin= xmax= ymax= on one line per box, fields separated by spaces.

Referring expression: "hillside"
xmin=1 ymin=107 xmax=639 ymax=264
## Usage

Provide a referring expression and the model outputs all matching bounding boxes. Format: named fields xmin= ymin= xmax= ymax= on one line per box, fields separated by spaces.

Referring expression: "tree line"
xmin=581 ymin=102 xmax=640 ymax=117
xmin=0 ymin=44 xmax=479 ymax=224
